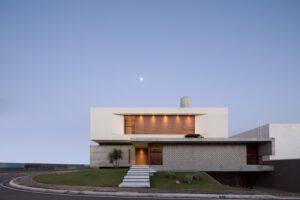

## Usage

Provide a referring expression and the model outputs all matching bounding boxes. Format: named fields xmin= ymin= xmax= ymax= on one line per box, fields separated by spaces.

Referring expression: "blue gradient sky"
xmin=1 ymin=0 xmax=300 ymax=164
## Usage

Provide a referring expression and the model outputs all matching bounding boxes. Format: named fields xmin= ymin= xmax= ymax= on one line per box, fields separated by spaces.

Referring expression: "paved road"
xmin=0 ymin=171 xmax=262 ymax=200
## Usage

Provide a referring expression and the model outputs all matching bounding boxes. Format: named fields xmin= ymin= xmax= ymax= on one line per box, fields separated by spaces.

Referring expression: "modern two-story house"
xmin=90 ymin=97 xmax=274 ymax=185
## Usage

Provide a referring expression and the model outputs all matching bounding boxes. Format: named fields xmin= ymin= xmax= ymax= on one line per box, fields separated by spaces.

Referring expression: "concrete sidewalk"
xmin=8 ymin=176 xmax=300 ymax=200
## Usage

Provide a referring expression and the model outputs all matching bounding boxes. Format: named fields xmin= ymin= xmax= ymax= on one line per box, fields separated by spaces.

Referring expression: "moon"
xmin=139 ymin=77 xmax=144 ymax=82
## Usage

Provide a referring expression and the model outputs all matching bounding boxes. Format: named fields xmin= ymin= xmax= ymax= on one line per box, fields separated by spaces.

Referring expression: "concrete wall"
xmin=90 ymin=145 xmax=134 ymax=168
xmin=258 ymin=140 xmax=275 ymax=161
xmin=269 ymin=124 xmax=300 ymax=160
xmin=256 ymin=159 xmax=300 ymax=193
xmin=232 ymin=124 xmax=300 ymax=160
xmin=90 ymin=107 xmax=228 ymax=141
xmin=231 ymin=125 xmax=270 ymax=139
xmin=151 ymin=144 xmax=263 ymax=172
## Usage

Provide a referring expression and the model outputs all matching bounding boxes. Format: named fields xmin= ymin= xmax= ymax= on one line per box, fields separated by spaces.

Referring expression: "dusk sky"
xmin=1 ymin=0 xmax=300 ymax=164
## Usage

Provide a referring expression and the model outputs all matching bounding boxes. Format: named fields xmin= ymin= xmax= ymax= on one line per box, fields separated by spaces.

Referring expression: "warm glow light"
xmin=151 ymin=115 xmax=156 ymax=123
xmin=163 ymin=115 xmax=168 ymax=124
xmin=139 ymin=115 xmax=144 ymax=123
xmin=175 ymin=115 xmax=180 ymax=123
xmin=186 ymin=115 xmax=191 ymax=124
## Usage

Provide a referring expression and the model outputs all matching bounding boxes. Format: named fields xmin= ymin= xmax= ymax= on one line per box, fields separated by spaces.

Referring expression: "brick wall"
xmin=153 ymin=144 xmax=247 ymax=171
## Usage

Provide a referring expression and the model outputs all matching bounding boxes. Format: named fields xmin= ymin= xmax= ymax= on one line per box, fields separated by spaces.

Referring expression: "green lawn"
xmin=33 ymin=168 xmax=127 ymax=187
xmin=150 ymin=171 xmax=226 ymax=190
xmin=34 ymin=169 xmax=226 ymax=190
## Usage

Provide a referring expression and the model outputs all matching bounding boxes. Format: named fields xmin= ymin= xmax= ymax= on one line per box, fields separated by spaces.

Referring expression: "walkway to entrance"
xmin=118 ymin=165 xmax=156 ymax=188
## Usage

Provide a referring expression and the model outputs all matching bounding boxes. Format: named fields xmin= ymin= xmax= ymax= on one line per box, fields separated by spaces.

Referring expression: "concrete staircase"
xmin=118 ymin=165 xmax=156 ymax=188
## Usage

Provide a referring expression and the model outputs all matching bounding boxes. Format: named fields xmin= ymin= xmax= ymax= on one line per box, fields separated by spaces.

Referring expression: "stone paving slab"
xmin=122 ymin=179 xmax=149 ymax=182
xmin=119 ymin=165 xmax=153 ymax=188
xmin=119 ymin=182 xmax=150 ymax=188
xmin=124 ymin=175 xmax=149 ymax=179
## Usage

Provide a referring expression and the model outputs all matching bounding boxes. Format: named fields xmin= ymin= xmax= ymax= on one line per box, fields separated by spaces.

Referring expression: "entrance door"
xmin=135 ymin=148 xmax=148 ymax=165
xmin=149 ymin=144 xmax=162 ymax=165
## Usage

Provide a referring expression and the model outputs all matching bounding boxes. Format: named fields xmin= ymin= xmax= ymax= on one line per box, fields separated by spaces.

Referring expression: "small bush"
xmin=193 ymin=171 xmax=203 ymax=181
xmin=183 ymin=174 xmax=194 ymax=184
xmin=165 ymin=171 xmax=176 ymax=179
xmin=107 ymin=148 xmax=123 ymax=168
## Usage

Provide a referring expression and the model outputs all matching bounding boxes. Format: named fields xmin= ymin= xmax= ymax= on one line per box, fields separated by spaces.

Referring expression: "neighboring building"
xmin=231 ymin=124 xmax=300 ymax=160
xmin=232 ymin=124 xmax=300 ymax=192
xmin=90 ymin=97 xmax=274 ymax=186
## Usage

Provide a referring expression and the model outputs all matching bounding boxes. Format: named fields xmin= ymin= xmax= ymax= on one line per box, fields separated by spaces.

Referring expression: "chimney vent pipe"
xmin=180 ymin=96 xmax=191 ymax=108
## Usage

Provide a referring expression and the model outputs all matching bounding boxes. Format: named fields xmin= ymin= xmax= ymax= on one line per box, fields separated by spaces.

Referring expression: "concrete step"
xmin=127 ymin=171 xmax=149 ymax=174
xmin=119 ymin=165 xmax=155 ymax=188
xmin=122 ymin=178 xmax=149 ymax=182
xmin=126 ymin=173 xmax=149 ymax=176
xmin=128 ymin=170 xmax=151 ymax=173
xmin=130 ymin=166 xmax=157 ymax=172
xmin=129 ymin=169 xmax=150 ymax=172
xmin=119 ymin=182 xmax=150 ymax=188
xmin=128 ymin=170 xmax=149 ymax=172
xmin=129 ymin=168 xmax=150 ymax=171
xmin=129 ymin=167 xmax=149 ymax=169
xmin=131 ymin=165 xmax=149 ymax=167
xmin=124 ymin=175 xmax=149 ymax=179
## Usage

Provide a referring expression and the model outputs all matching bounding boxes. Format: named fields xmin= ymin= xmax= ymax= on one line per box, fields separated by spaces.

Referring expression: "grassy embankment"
xmin=34 ymin=169 xmax=226 ymax=190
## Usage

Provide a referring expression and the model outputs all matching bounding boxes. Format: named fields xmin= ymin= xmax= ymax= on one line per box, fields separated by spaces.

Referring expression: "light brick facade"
xmin=158 ymin=144 xmax=246 ymax=171
xmin=90 ymin=143 xmax=273 ymax=171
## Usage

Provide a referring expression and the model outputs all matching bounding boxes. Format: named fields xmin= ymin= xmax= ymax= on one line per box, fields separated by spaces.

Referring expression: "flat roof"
xmin=94 ymin=137 xmax=273 ymax=144
xmin=131 ymin=137 xmax=273 ymax=143
xmin=91 ymin=107 xmax=228 ymax=115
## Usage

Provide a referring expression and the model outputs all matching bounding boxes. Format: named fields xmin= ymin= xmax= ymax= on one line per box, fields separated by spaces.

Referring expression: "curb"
xmin=8 ymin=176 xmax=300 ymax=200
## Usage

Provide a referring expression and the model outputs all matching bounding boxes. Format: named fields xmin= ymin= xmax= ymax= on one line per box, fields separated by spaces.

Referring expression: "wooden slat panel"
xmin=247 ymin=144 xmax=259 ymax=165
xmin=124 ymin=115 xmax=135 ymax=134
xmin=149 ymin=144 xmax=162 ymax=165
xmin=134 ymin=115 xmax=195 ymax=134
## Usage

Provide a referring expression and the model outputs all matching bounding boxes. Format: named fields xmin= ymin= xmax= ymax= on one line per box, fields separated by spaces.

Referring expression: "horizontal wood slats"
xmin=124 ymin=115 xmax=195 ymax=134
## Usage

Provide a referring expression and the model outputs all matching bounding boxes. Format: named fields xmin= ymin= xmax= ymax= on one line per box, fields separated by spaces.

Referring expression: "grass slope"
xmin=34 ymin=169 xmax=226 ymax=190
xmin=33 ymin=168 xmax=127 ymax=187
xmin=151 ymin=172 xmax=226 ymax=190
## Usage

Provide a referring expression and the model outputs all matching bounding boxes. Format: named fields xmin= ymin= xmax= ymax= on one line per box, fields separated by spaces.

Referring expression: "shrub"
xmin=165 ymin=171 xmax=176 ymax=179
xmin=107 ymin=148 xmax=123 ymax=168
xmin=183 ymin=174 xmax=194 ymax=184
xmin=192 ymin=171 xmax=203 ymax=181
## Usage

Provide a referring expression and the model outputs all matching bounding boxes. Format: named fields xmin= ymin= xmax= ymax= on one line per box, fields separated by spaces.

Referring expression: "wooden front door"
xmin=135 ymin=148 xmax=148 ymax=165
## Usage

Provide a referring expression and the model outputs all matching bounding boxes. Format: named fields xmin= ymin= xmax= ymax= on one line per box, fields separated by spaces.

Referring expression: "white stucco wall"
xmin=91 ymin=107 xmax=228 ymax=141
xmin=232 ymin=124 xmax=300 ymax=160
xmin=231 ymin=125 xmax=270 ymax=139
xmin=269 ymin=124 xmax=300 ymax=160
